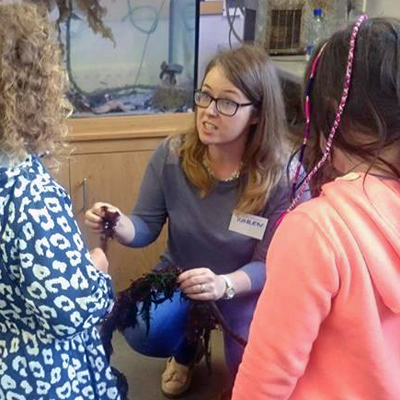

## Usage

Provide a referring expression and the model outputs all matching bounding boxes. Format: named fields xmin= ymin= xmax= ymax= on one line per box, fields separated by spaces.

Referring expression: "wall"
xmin=197 ymin=10 xmax=244 ymax=83
xmin=366 ymin=0 xmax=400 ymax=18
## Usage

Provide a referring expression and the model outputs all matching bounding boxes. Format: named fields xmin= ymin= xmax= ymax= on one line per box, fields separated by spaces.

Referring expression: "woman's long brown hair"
xmin=180 ymin=45 xmax=288 ymax=214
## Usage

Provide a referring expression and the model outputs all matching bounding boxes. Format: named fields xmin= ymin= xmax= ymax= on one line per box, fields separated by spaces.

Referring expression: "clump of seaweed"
xmin=99 ymin=206 xmax=247 ymax=397
xmin=100 ymin=205 xmax=120 ymax=253
xmin=99 ymin=265 xmax=182 ymax=358
xmin=74 ymin=0 xmax=114 ymax=42
xmin=99 ymin=267 xmax=248 ymax=373
xmin=27 ymin=0 xmax=114 ymax=44
xmin=152 ymin=85 xmax=193 ymax=111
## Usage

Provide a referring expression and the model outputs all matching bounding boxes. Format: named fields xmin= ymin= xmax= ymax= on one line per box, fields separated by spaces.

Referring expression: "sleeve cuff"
xmin=127 ymin=214 xmax=154 ymax=247
xmin=240 ymin=261 xmax=266 ymax=293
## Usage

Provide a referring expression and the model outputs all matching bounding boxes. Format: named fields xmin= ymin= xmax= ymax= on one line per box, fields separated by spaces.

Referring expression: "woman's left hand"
xmin=177 ymin=267 xmax=226 ymax=301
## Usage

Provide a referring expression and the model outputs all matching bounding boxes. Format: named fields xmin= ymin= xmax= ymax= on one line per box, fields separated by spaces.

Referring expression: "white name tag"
xmin=229 ymin=213 xmax=268 ymax=240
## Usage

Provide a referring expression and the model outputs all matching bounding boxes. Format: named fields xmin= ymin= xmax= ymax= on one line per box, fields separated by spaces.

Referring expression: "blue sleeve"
xmin=9 ymin=181 xmax=114 ymax=340
xmin=126 ymin=214 xmax=154 ymax=247
xmin=128 ymin=141 xmax=168 ymax=247
xmin=240 ymin=260 xmax=266 ymax=294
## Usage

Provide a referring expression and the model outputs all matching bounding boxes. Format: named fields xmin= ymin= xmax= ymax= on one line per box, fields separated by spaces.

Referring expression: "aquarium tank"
xmin=8 ymin=0 xmax=199 ymax=117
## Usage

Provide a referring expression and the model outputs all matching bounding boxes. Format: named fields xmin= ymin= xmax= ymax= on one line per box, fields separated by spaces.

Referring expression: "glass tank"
xmin=63 ymin=0 xmax=198 ymax=117
xmin=9 ymin=0 xmax=198 ymax=117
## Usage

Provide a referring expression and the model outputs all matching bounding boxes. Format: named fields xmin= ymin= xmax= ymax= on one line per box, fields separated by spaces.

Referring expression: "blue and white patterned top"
xmin=0 ymin=155 xmax=120 ymax=400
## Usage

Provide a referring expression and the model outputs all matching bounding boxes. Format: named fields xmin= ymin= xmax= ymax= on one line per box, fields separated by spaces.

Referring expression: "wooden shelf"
xmin=69 ymin=112 xmax=194 ymax=141
xmin=66 ymin=112 xmax=194 ymax=155
xmin=200 ymin=1 xmax=223 ymax=15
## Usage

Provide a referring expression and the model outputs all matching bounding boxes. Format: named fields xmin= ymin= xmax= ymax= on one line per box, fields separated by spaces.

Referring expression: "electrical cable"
xmin=226 ymin=0 xmax=244 ymax=48
xmin=127 ymin=0 xmax=167 ymax=87
xmin=123 ymin=3 xmax=159 ymax=34
xmin=228 ymin=4 xmax=239 ymax=48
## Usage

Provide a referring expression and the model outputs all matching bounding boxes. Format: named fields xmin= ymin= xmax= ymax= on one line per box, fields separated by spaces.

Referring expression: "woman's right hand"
xmin=84 ymin=202 xmax=121 ymax=235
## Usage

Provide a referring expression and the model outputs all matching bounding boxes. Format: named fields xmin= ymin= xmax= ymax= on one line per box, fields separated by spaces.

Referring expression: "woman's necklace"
xmin=203 ymin=154 xmax=242 ymax=182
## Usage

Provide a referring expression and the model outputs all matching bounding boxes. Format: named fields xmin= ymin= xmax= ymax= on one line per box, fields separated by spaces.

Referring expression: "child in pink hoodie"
xmin=232 ymin=16 xmax=400 ymax=400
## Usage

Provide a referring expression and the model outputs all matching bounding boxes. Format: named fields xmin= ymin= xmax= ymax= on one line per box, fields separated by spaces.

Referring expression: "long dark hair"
xmin=305 ymin=17 xmax=400 ymax=193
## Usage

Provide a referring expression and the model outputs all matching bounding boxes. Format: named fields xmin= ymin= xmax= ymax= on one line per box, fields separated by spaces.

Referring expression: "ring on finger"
xmin=199 ymin=283 xmax=205 ymax=293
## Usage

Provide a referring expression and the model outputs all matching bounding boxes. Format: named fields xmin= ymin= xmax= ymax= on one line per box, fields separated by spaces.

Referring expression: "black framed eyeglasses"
xmin=193 ymin=90 xmax=254 ymax=117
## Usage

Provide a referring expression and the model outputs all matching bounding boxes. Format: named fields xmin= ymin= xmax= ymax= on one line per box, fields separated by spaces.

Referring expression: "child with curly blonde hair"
xmin=0 ymin=3 xmax=120 ymax=399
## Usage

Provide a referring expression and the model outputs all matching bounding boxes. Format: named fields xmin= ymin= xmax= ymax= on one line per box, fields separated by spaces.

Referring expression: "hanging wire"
xmin=226 ymin=0 xmax=244 ymax=48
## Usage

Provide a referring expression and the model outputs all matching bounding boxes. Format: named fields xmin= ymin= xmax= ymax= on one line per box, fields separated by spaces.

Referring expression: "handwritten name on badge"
xmin=229 ymin=213 xmax=268 ymax=240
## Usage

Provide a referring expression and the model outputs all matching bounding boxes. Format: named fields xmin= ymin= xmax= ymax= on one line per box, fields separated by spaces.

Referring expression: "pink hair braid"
xmin=289 ymin=14 xmax=369 ymax=212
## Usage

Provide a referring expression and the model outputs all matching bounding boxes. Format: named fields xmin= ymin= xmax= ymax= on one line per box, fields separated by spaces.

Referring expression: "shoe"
xmin=161 ymin=357 xmax=193 ymax=398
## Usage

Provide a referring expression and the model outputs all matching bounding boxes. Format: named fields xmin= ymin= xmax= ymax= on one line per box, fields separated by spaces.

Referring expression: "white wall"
xmin=197 ymin=12 xmax=244 ymax=84
xmin=366 ymin=0 xmax=400 ymax=18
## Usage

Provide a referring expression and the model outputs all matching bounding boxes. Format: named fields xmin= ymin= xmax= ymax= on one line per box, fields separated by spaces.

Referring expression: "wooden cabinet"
xmin=47 ymin=113 xmax=194 ymax=291
xmin=69 ymin=151 xmax=165 ymax=291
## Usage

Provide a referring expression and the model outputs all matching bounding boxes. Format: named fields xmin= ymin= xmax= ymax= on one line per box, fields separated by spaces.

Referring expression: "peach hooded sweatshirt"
xmin=232 ymin=173 xmax=400 ymax=400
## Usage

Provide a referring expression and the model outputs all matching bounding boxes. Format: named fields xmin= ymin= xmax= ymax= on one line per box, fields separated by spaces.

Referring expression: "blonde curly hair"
xmin=0 ymin=2 xmax=72 ymax=164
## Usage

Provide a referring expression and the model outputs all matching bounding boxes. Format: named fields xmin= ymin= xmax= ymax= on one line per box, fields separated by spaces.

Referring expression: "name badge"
xmin=229 ymin=213 xmax=268 ymax=240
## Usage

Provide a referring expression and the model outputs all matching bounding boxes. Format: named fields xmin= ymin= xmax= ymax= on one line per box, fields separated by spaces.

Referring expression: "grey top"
xmin=128 ymin=137 xmax=292 ymax=294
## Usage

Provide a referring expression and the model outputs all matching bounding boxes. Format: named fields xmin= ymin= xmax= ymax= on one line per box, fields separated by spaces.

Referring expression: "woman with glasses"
xmin=85 ymin=45 xmax=300 ymax=399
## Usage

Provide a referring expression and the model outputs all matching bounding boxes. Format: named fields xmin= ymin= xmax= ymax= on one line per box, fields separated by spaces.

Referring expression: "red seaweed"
xmin=99 ymin=266 xmax=247 ymax=368
xmin=100 ymin=205 xmax=120 ymax=253
xmin=98 ymin=206 xmax=246 ymax=397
